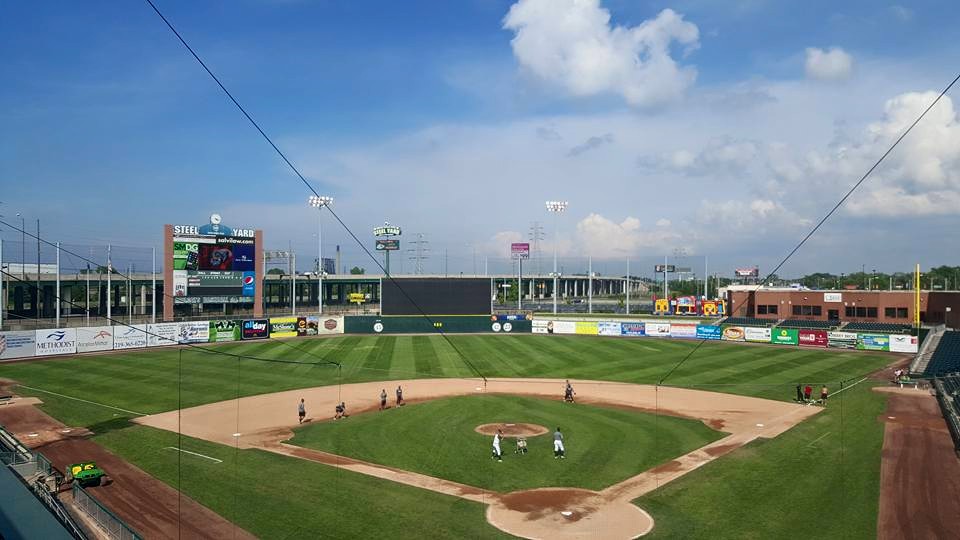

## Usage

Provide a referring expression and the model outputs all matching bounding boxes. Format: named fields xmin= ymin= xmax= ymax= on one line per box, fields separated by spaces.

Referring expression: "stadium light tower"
xmin=546 ymin=200 xmax=569 ymax=314
xmin=308 ymin=195 xmax=334 ymax=315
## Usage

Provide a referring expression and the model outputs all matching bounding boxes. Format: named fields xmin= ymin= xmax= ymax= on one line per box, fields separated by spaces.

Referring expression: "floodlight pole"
xmin=151 ymin=247 xmax=156 ymax=324
xmin=588 ymin=255 xmax=593 ymax=314
xmin=626 ymin=258 xmax=630 ymax=315
xmin=0 ymin=238 xmax=4 ymax=330
xmin=107 ymin=244 xmax=112 ymax=322
xmin=55 ymin=242 xmax=60 ymax=327
xmin=546 ymin=201 xmax=568 ymax=315
xmin=308 ymin=195 xmax=334 ymax=316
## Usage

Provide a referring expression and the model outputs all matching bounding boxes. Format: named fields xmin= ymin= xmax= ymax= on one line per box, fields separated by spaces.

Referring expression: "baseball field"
xmin=0 ymin=334 xmax=897 ymax=538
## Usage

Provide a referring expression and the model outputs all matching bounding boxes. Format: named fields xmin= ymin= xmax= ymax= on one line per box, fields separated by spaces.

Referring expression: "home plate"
xmin=561 ymin=511 xmax=573 ymax=517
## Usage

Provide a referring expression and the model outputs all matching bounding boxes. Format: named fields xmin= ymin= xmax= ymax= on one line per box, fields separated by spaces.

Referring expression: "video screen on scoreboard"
xmin=381 ymin=278 xmax=490 ymax=315
xmin=173 ymin=236 xmax=256 ymax=303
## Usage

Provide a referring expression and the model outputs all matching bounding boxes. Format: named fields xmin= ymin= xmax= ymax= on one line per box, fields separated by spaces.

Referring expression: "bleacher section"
xmin=778 ymin=319 xmax=836 ymax=329
xmin=843 ymin=322 xmax=913 ymax=333
xmin=934 ymin=373 xmax=960 ymax=455
xmin=923 ymin=331 xmax=960 ymax=376
xmin=722 ymin=317 xmax=776 ymax=327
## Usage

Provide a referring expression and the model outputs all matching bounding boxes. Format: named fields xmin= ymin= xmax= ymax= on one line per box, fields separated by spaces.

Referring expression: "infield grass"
xmin=288 ymin=394 xmax=724 ymax=492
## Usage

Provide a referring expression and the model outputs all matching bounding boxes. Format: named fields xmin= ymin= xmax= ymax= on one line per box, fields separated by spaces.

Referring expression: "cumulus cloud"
xmin=567 ymin=133 xmax=613 ymax=157
xmin=503 ymin=1 xmax=699 ymax=107
xmin=574 ymin=213 xmax=682 ymax=258
xmin=804 ymin=47 xmax=853 ymax=81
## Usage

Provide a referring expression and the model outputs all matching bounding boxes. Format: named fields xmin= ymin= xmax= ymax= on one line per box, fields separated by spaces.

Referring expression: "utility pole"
xmin=529 ymin=221 xmax=545 ymax=276
xmin=406 ymin=233 xmax=429 ymax=275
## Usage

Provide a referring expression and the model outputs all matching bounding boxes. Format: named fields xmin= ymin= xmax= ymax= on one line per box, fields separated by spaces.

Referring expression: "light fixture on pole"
xmin=308 ymin=195 xmax=334 ymax=315
xmin=546 ymin=200 xmax=568 ymax=315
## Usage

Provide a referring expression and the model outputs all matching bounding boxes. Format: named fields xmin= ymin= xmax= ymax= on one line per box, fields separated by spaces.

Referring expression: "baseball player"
xmin=553 ymin=427 xmax=565 ymax=459
xmin=564 ymin=380 xmax=575 ymax=403
xmin=297 ymin=398 xmax=306 ymax=424
xmin=492 ymin=429 xmax=503 ymax=462
xmin=396 ymin=385 xmax=404 ymax=407
xmin=379 ymin=389 xmax=387 ymax=411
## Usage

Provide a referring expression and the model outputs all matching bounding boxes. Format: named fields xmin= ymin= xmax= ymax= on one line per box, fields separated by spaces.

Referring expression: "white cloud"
xmin=574 ymin=213 xmax=683 ymax=258
xmin=503 ymin=1 xmax=699 ymax=107
xmin=649 ymin=137 xmax=759 ymax=175
xmin=804 ymin=47 xmax=853 ymax=81
xmin=567 ymin=133 xmax=613 ymax=156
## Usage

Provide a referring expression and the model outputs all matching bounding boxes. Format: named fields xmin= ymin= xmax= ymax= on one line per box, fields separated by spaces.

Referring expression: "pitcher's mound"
xmin=487 ymin=488 xmax=654 ymax=539
xmin=475 ymin=423 xmax=549 ymax=437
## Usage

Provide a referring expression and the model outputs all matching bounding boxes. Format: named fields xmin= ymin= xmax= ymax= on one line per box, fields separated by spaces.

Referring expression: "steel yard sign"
xmin=374 ymin=224 xmax=402 ymax=237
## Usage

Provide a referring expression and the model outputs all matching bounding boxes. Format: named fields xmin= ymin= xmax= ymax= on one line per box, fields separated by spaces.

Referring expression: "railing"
xmin=72 ymin=483 xmax=142 ymax=540
xmin=910 ymin=324 xmax=946 ymax=375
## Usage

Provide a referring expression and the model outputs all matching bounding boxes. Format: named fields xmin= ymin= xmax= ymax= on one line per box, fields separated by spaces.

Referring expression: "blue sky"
xmin=2 ymin=1 xmax=958 ymax=277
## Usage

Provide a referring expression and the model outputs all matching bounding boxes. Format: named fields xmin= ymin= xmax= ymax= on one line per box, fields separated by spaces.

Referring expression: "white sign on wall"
xmin=147 ymin=323 xmax=180 ymax=347
xmin=114 ymin=325 xmax=148 ymax=350
xmin=824 ymin=293 xmax=842 ymax=303
xmin=35 ymin=328 xmax=78 ymax=356
xmin=76 ymin=326 xmax=114 ymax=353
xmin=0 ymin=331 xmax=37 ymax=360
xmin=177 ymin=321 xmax=209 ymax=343
xmin=744 ymin=327 xmax=772 ymax=342
xmin=889 ymin=334 xmax=919 ymax=353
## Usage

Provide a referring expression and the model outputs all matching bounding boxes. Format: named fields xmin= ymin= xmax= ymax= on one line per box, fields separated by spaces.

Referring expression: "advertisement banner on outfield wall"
xmin=270 ymin=317 xmax=301 ymax=338
xmin=35 ymin=329 xmax=78 ymax=356
xmin=889 ymin=334 xmax=919 ymax=353
xmin=798 ymin=329 xmax=828 ymax=347
xmin=114 ymin=325 xmax=148 ymax=350
xmin=721 ymin=326 xmax=746 ymax=342
xmin=744 ymin=327 xmax=772 ymax=343
xmin=242 ymin=319 xmax=270 ymax=340
xmin=0 ymin=331 xmax=37 ymax=360
xmin=147 ymin=323 xmax=179 ymax=347
xmin=696 ymin=325 xmax=722 ymax=340
xmin=644 ymin=322 xmax=671 ymax=337
xmin=620 ymin=322 xmax=645 ymax=336
xmin=307 ymin=316 xmax=345 ymax=335
xmin=575 ymin=321 xmax=599 ymax=335
xmin=771 ymin=328 xmax=799 ymax=345
xmin=532 ymin=320 xmax=550 ymax=334
xmin=828 ymin=331 xmax=858 ymax=349
xmin=857 ymin=334 xmax=890 ymax=351
xmin=549 ymin=320 xmax=577 ymax=335
xmin=76 ymin=326 xmax=114 ymax=353
xmin=178 ymin=321 xmax=210 ymax=344
xmin=671 ymin=324 xmax=698 ymax=339
xmin=209 ymin=320 xmax=240 ymax=342
xmin=597 ymin=322 xmax=621 ymax=336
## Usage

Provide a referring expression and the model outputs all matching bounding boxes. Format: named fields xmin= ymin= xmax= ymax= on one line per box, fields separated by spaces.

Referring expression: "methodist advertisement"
xmin=798 ymin=329 xmax=828 ymax=347
xmin=147 ymin=323 xmax=180 ymax=347
xmin=645 ymin=322 xmax=671 ymax=337
xmin=889 ymin=334 xmax=919 ymax=353
xmin=270 ymin=317 xmax=301 ymax=338
xmin=744 ymin=327 xmax=772 ymax=343
xmin=721 ymin=326 xmax=746 ymax=342
xmin=209 ymin=320 xmax=241 ymax=342
xmin=828 ymin=331 xmax=858 ymax=349
xmin=671 ymin=324 xmax=698 ymax=339
xmin=696 ymin=325 xmax=722 ymax=340
xmin=76 ymin=326 xmax=114 ymax=353
xmin=242 ymin=319 xmax=270 ymax=340
xmin=597 ymin=322 xmax=621 ymax=336
xmin=35 ymin=329 xmax=78 ymax=356
xmin=771 ymin=328 xmax=799 ymax=345
xmin=114 ymin=325 xmax=148 ymax=350
xmin=0 ymin=331 xmax=36 ymax=360
xmin=575 ymin=321 xmax=599 ymax=335
xmin=857 ymin=334 xmax=890 ymax=351
xmin=620 ymin=322 xmax=645 ymax=336
xmin=178 ymin=321 xmax=210 ymax=344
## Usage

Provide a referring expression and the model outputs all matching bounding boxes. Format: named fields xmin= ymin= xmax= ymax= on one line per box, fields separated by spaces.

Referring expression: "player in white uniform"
xmin=492 ymin=429 xmax=503 ymax=462
xmin=553 ymin=427 xmax=565 ymax=459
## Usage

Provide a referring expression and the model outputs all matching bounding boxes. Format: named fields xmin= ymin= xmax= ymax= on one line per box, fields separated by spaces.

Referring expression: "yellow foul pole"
xmin=914 ymin=263 xmax=921 ymax=329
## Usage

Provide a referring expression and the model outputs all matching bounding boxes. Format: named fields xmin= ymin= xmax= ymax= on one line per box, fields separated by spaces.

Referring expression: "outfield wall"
xmin=345 ymin=315 xmax=531 ymax=334
xmin=531 ymin=318 xmax=920 ymax=353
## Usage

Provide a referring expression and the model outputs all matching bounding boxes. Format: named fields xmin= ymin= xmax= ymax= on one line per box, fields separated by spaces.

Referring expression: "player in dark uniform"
xmin=396 ymin=385 xmax=404 ymax=406
xmin=380 ymin=389 xmax=387 ymax=411
xmin=564 ymin=380 xmax=575 ymax=403
xmin=298 ymin=398 xmax=306 ymax=424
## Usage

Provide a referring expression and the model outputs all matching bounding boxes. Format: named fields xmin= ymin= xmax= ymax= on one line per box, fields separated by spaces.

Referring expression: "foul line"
xmin=16 ymin=385 xmax=147 ymax=416
xmin=805 ymin=431 xmax=831 ymax=448
xmin=831 ymin=377 xmax=869 ymax=397
xmin=163 ymin=446 xmax=223 ymax=463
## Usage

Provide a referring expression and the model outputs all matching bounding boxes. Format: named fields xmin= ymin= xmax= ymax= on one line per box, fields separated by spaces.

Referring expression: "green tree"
xmin=267 ymin=268 xmax=285 ymax=275
xmin=350 ymin=266 xmax=365 ymax=275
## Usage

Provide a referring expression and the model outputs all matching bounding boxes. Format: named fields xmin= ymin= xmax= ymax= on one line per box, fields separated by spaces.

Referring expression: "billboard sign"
xmin=721 ymin=326 xmax=746 ymax=342
xmin=242 ymin=319 xmax=270 ymax=340
xmin=375 ymin=239 xmax=400 ymax=251
xmin=575 ymin=321 xmax=599 ymax=335
xmin=828 ymin=331 xmax=858 ymax=349
xmin=373 ymin=225 xmax=401 ymax=237
xmin=270 ymin=317 xmax=301 ymax=338
xmin=171 ymin=216 xmax=257 ymax=305
xmin=114 ymin=325 xmax=148 ymax=350
xmin=645 ymin=322 xmax=671 ymax=337
xmin=857 ymin=334 xmax=890 ymax=351
xmin=532 ymin=320 xmax=550 ymax=334
xmin=35 ymin=329 xmax=78 ymax=356
xmin=798 ymin=329 xmax=828 ymax=347
xmin=771 ymin=328 xmax=799 ymax=345
xmin=889 ymin=334 xmax=919 ymax=353
xmin=0 ymin=331 xmax=37 ymax=360
xmin=735 ymin=267 xmax=760 ymax=278
xmin=178 ymin=321 xmax=210 ymax=344
xmin=654 ymin=264 xmax=676 ymax=273
xmin=549 ymin=320 xmax=577 ymax=334
xmin=823 ymin=292 xmax=842 ymax=303
xmin=696 ymin=325 xmax=722 ymax=340
xmin=76 ymin=326 xmax=114 ymax=353
xmin=597 ymin=322 xmax=621 ymax=336
xmin=744 ymin=327 xmax=772 ymax=343
xmin=510 ymin=243 xmax=530 ymax=260
xmin=147 ymin=323 xmax=180 ymax=347
xmin=209 ymin=320 xmax=240 ymax=342
xmin=621 ymin=322 xmax=645 ymax=336
xmin=671 ymin=323 xmax=698 ymax=338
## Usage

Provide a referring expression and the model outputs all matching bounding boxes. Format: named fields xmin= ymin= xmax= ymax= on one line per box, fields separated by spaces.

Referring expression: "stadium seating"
xmin=923 ymin=331 xmax=960 ymax=376
xmin=843 ymin=322 xmax=913 ymax=333
xmin=722 ymin=317 xmax=776 ymax=327
xmin=777 ymin=319 xmax=836 ymax=329
xmin=934 ymin=373 xmax=960 ymax=454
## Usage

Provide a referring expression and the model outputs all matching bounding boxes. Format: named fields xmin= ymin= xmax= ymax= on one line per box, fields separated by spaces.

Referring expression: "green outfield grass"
xmin=0 ymin=335 xmax=895 ymax=539
xmin=288 ymin=394 xmax=724 ymax=492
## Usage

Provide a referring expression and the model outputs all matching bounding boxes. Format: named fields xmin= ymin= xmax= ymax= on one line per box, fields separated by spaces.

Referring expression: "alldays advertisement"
xmin=242 ymin=319 xmax=270 ymax=340
xmin=0 ymin=331 xmax=37 ymax=360
xmin=744 ymin=327 xmax=772 ymax=342
xmin=889 ymin=334 xmax=919 ymax=353
xmin=35 ymin=329 xmax=78 ymax=356
xmin=114 ymin=325 xmax=148 ymax=350
xmin=147 ymin=323 xmax=180 ymax=347
xmin=76 ymin=326 xmax=114 ymax=353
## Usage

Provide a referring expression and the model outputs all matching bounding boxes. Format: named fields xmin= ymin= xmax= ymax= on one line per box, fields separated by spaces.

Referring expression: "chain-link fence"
xmin=72 ymin=483 xmax=142 ymax=540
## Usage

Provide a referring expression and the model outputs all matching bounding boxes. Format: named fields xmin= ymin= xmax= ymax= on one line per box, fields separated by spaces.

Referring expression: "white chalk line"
xmin=806 ymin=431 xmax=831 ymax=448
xmin=830 ymin=376 xmax=869 ymax=397
xmin=163 ymin=447 xmax=223 ymax=463
xmin=16 ymin=384 xmax=147 ymax=416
